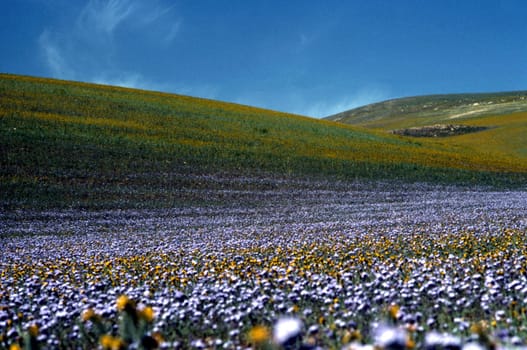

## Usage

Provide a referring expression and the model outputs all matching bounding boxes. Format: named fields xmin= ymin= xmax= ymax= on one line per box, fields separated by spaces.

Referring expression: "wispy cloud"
xmin=38 ymin=30 xmax=76 ymax=79
xmin=92 ymin=72 xmax=144 ymax=90
xmin=78 ymin=0 xmax=136 ymax=36
xmin=228 ymin=87 xmax=388 ymax=119
xmin=163 ymin=22 xmax=182 ymax=45
xmin=301 ymin=88 xmax=391 ymax=118
xmin=141 ymin=3 xmax=175 ymax=24
xmin=38 ymin=0 xmax=182 ymax=90
xmin=90 ymin=72 xmax=218 ymax=100
xmin=299 ymin=33 xmax=312 ymax=47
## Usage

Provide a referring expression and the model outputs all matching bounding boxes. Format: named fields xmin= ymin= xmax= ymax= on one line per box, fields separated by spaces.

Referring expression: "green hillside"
xmin=326 ymin=91 xmax=527 ymax=128
xmin=1 ymin=74 xmax=526 ymax=209
xmin=325 ymin=92 xmax=527 ymax=173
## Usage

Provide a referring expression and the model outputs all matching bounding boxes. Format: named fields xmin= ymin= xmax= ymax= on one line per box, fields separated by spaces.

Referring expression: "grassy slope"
xmin=326 ymin=92 xmax=527 ymax=128
xmin=1 ymin=74 xmax=526 ymax=209
xmin=326 ymin=92 xmax=527 ymax=177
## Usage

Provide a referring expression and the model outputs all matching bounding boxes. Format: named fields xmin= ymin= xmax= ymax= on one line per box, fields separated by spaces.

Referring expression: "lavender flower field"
xmin=1 ymin=179 xmax=527 ymax=349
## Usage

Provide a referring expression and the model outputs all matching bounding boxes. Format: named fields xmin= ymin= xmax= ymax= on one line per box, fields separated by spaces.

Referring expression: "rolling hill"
xmin=326 ymin=91 xmax=527 ymax=128
xmin=326 ymin=92 xmax=527 ymax=176
xmin=1 ymin=74 xmax=526 ymax=209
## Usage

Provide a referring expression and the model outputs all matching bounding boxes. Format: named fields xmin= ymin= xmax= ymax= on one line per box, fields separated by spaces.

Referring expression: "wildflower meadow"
xmin=1 ymin=74 xmax=527 ymax=349
xmin=1 ymin=181 xmax=527 ymax=349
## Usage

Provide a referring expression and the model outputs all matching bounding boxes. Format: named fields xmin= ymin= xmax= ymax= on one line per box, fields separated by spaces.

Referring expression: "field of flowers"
xmin=2 ymin=180 xmax=527 ymax=349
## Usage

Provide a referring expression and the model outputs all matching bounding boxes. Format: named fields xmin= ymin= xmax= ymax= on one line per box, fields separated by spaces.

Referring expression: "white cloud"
xmin=198 ymin=85 xmax=389 ymax=118
xmin=174 ymin=84 xmax=219 ymax=100
xmin=300 ymin=88 xmax=390 ymax=118
xmin=92 ymin=72 xmax=219 ymax=101
xmin=92 ymin=73 xmax=144 ymax=89
xmin=38 ymin=30 xmax=76 ymax=79
xmin=141 ymin=3 xmax=175 ymax=25
xmin=75 ymin=0 xmax=181 ymax=45
xmin=299 ymin=33 xmax=311 ymax=47
xmin=38 ymin=0 xmax=182 ymax=90
xmin=163 ymin=21 xmax=182 ymax=45
xmin=77 ymin=0 xmax=136 ymax=36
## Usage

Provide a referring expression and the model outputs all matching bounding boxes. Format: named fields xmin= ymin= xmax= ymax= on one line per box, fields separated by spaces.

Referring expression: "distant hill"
xmin=1 ymin=74 xmax=526 ymax=209
xmin=325 ymin=91 xmax=527 ymax=129
xmin=325 ymin=91 xmax=527 ymax=176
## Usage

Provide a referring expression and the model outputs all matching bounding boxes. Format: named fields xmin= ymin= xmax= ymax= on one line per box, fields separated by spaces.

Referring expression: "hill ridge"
xmin=325 ymin=90 xmax=527 ymax=127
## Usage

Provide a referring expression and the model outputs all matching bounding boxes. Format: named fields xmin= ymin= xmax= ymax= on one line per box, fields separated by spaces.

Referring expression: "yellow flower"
xmin=100 ymin=334 xmax=114 ymax=348
xmin=290 ymin=304 xmax=299 ymax=313
xmin=342 ymin=329 xmax=362 ymax=344
xmin=100 ymin=335 xmax=125 ymax=350
xmin=9 ymin=344 xmax=21 ymax=350
xmin=470 ymin=321 xmax=488 ymax=335
xmin=110 ymin=337 xmax=125 ymax=350
xmin=152 ymin=332 xmax=165 ymax=344
xmin=116 ymin=295 xmax=131 ymax=311
xmin=139 ymin=306 xmax=155 ymax=322
xmin=388 ymin=304 xmax=400 ymax=320
xmin=28 ymin=324 xmax=39 ymax=337
xmin=81 ymin=308 xmax=96 ymax=322
xmin=248 ymin=325 xmax=270 ymax=344
xmin=342 ymin=330 xmax=353 ymax=344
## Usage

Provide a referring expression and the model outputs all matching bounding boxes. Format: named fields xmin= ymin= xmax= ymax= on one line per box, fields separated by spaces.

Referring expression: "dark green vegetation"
xmin=392 ymin=124 xmax=488 ymax=138
xmin=1 ymin=74 xmax=526 ymax=209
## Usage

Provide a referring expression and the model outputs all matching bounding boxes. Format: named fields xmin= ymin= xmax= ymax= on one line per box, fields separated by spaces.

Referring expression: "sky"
xmin=1 ymin=0 xmax=527 ymax=118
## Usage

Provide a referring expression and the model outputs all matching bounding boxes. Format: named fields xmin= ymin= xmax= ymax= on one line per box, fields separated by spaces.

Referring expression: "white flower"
xmin=374 ymin=324 xmax=407 ymax=349
xmin=424 ymin=331 xmax=444 ymax=348
xmin=442 ymin=333 xmax=461 ymax=348
xmin=342 ymin=342 xmax=375 ymax=350
xmin=273 ymin=317 xmax=303 ymax=345
xmin=462 ymin=342 xmax=486 ymax=350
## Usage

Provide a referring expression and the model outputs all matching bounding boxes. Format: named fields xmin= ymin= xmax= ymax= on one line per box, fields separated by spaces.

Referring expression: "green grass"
xmin=1 ymin=74 xmax=526 ymax=209
xmin=326 ymin=91 xmax=527 ymax=128
xmin=324 ymin=91 xmax=527 ymax=173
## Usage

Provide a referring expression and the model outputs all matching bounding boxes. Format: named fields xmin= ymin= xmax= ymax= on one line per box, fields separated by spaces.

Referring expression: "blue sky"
xmin=1 ymin=0 xmax=526 ymax=117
